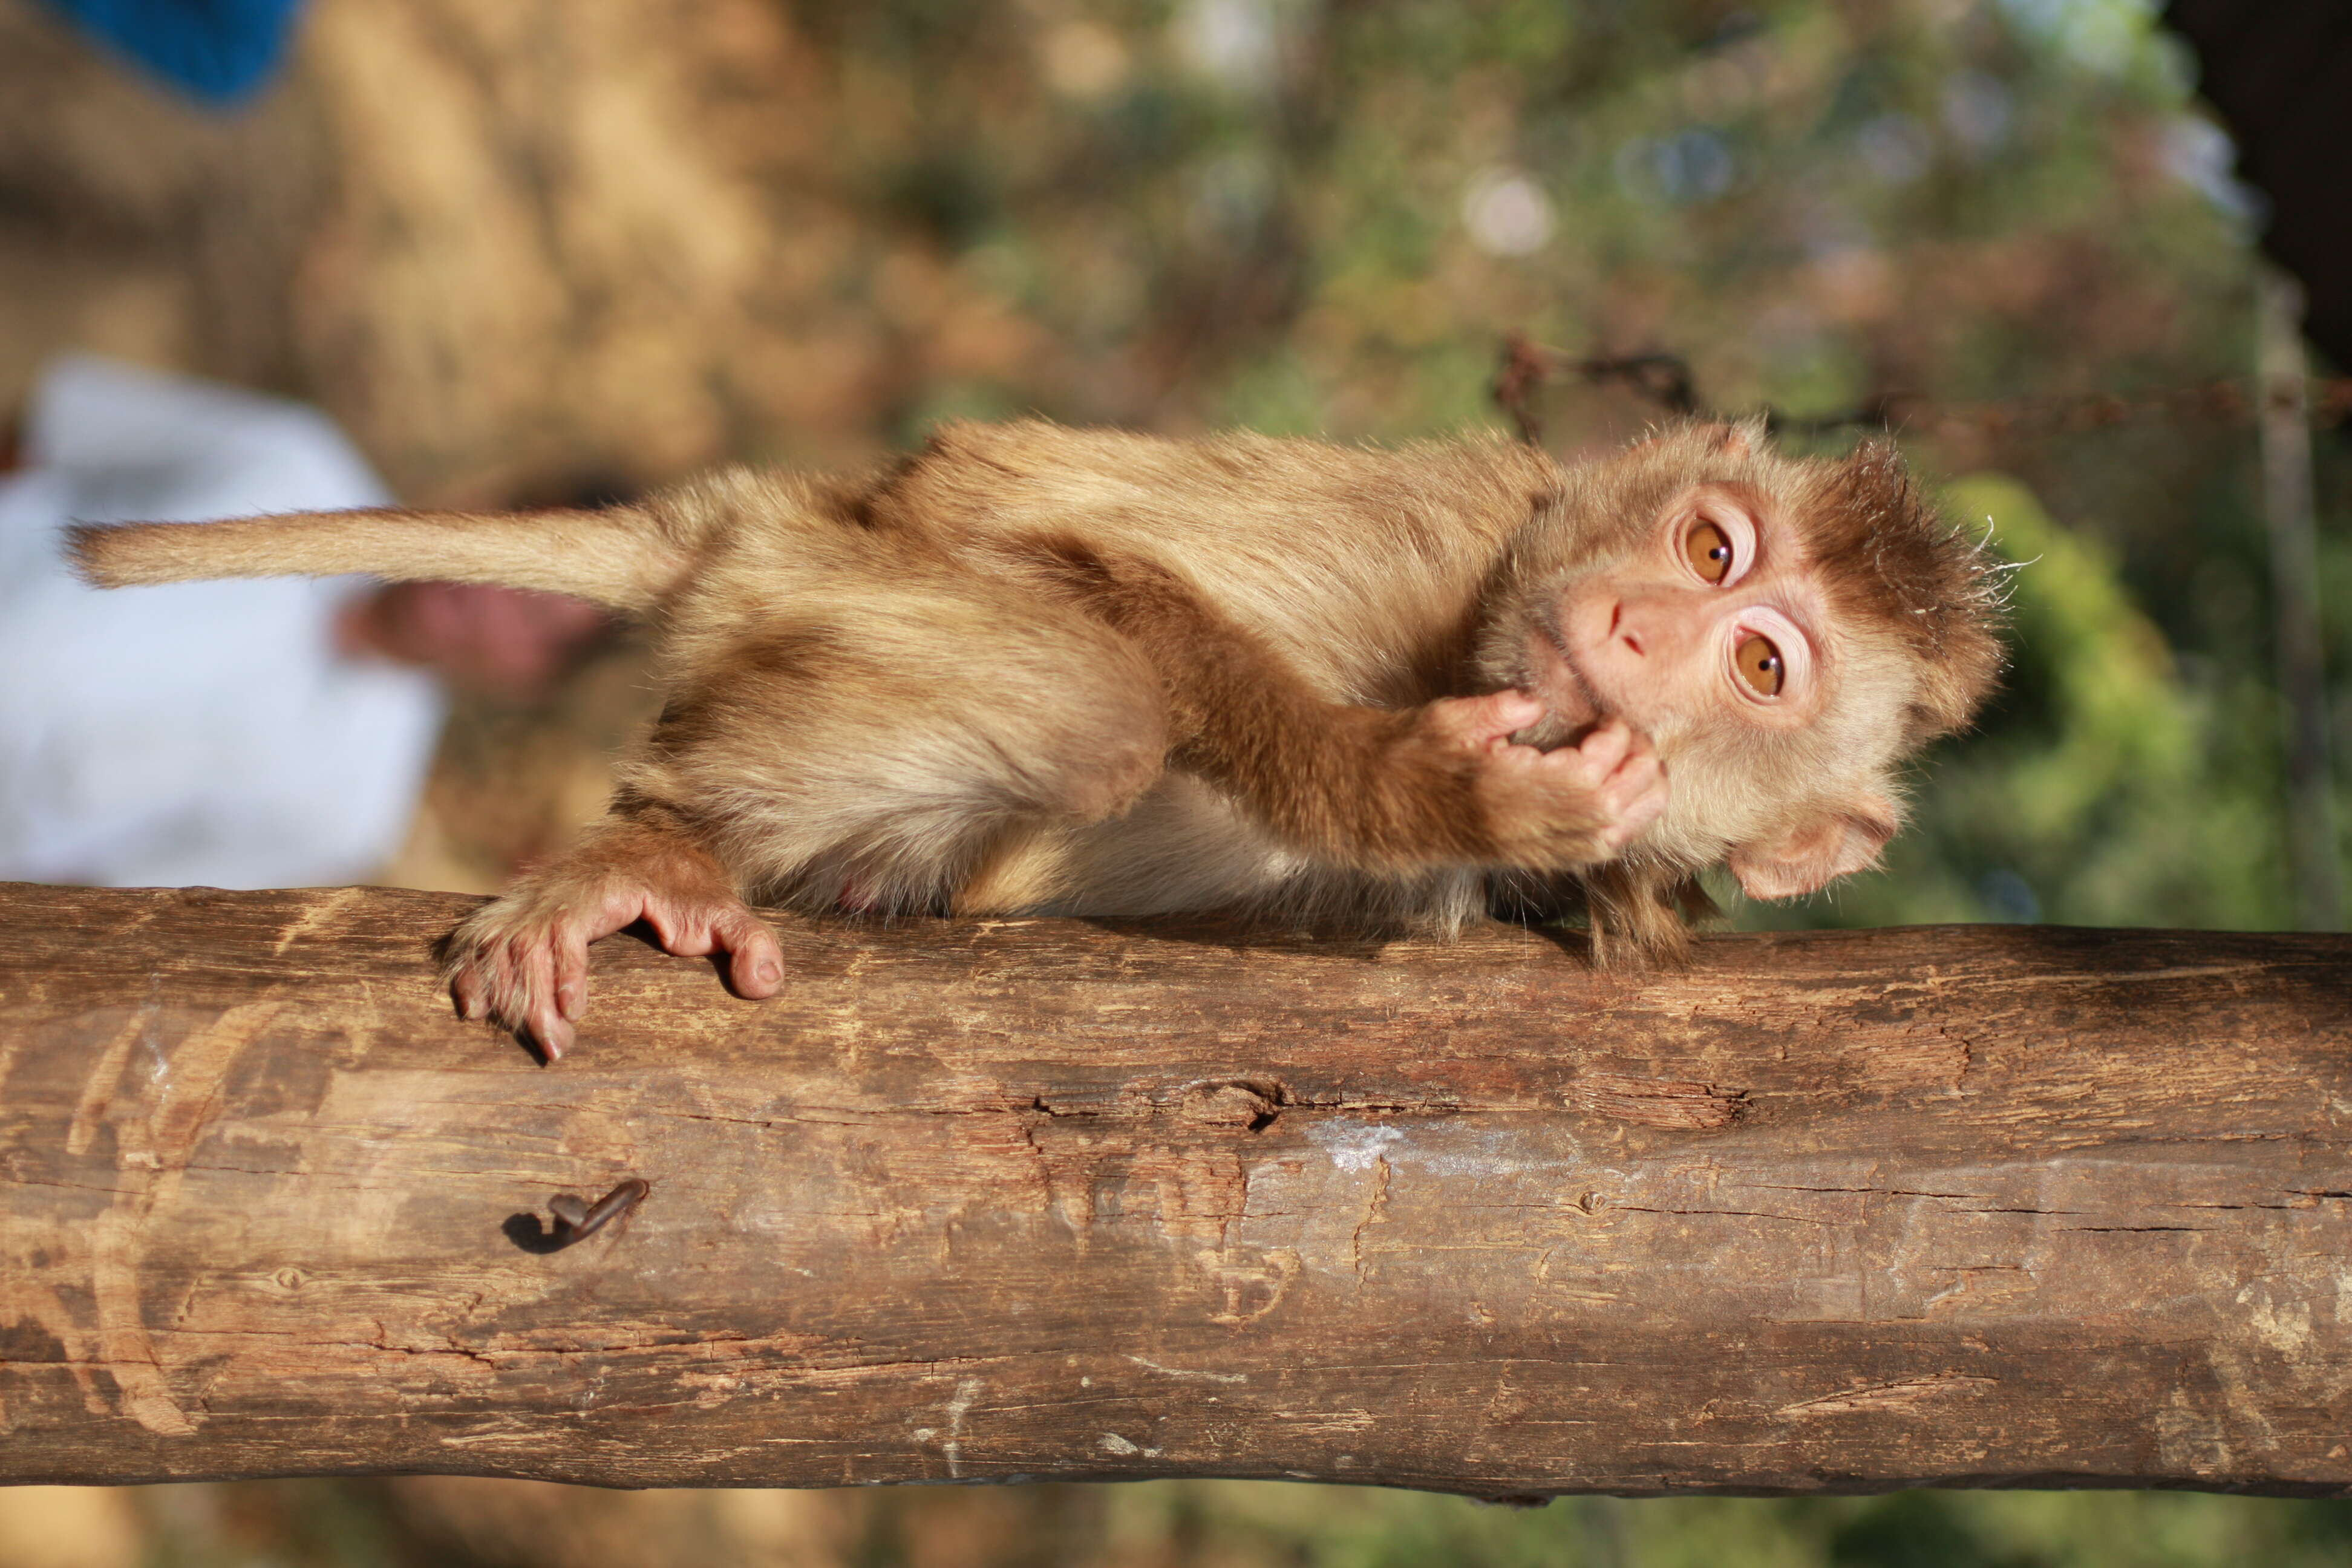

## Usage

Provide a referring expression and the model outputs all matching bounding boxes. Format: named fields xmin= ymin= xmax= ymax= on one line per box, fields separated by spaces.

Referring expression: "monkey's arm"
xmin=1019 ymin=541 xmax=1665 ymax=874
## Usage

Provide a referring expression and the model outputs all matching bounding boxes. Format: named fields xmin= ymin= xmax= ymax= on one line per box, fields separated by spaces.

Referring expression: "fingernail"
xmin=756 ymin=961 xmax=781 ymax=985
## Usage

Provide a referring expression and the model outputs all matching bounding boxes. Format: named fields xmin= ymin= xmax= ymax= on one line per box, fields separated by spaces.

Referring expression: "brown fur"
xmin=70 ymin=418 xmax=2005 ymax=1057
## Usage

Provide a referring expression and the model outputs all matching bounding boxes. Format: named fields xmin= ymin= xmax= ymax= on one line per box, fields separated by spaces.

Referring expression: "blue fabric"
xmin=40 ymin=0 xmax=306 ymax=105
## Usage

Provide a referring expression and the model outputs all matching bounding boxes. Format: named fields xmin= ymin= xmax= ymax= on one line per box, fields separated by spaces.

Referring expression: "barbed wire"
xmin=1493 ymin=334 xmax=2352 ymax=447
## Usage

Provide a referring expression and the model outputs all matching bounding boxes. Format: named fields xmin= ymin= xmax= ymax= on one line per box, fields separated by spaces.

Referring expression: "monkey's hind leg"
xmin=442 ymin=803 xmax=782 ymax=1062
xmin=449 ymin=565 xmax=1172 ymax=1059
xmin=645 ymin=572 xmax=1174 ymax=920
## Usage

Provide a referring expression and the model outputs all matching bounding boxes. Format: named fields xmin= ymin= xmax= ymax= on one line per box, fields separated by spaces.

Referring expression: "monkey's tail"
xmin=66 ymin=504 xmax=685 ymax=614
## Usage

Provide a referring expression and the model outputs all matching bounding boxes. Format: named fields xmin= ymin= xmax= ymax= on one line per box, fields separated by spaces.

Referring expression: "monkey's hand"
xmin=442 ymin=835 xmax=784 ymax=1062
xmin=1415 ymin=692 xmax=1668 ymax=869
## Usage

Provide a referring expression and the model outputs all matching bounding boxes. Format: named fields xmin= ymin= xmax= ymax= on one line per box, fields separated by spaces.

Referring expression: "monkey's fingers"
xmin=445 ymin=935 xmax=574 ymax=1062
xmin=544 ymin=886 xmax=679 ymax=1027
xmin=1493 ymin=735 xmax=1609 ymax=791
xmin=1590 ymin=740 xmax=1669 ymax=853
xmin=502 ymin=930 xmax=576 ymax=1062
xmin=720 ymin=915 xmax=787 ymax=999
xmin=451 ymin=963 xmax=488 ymax=1022
xmin=1471 ymin=724 xmax=1673 ymax=869
xmin=1421 ymin=690 xmax=1548 ymax=751
xmin=639 ymin=897 xmax=786 ymax=1001
xmin=519 ymin=990 xmax=576 ymax=1063
xmin=1571 ymin=717 xmax=1636 ymax=773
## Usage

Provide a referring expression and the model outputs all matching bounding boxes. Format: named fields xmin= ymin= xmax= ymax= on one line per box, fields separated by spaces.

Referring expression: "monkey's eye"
xmin=1735 ymin=633 xmax=1785 ymax=697
xmin=1686 ymin=520 xmax=1736 ymax=584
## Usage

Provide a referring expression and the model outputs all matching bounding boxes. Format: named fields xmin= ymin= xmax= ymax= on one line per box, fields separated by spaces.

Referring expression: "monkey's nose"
xmin=1606 ymin=601 xmax=1643 ymax=655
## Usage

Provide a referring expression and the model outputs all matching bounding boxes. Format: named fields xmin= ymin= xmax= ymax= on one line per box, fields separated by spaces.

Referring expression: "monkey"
xmin=71 ymin=417 xmax=2005 ymax=1060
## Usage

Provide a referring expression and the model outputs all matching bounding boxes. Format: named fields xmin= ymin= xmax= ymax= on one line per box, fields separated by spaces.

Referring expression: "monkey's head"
xmin=1478 ymin=419 xmax=2006 ymax=907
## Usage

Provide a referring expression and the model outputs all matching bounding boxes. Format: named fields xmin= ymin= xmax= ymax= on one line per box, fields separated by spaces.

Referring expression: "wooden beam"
xmin=2 ymin=883 xmax=2350 ymax=1497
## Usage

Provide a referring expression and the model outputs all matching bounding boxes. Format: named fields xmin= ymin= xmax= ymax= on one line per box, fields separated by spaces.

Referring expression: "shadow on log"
xmin=2 ymin=883 xmax=2350 ymax=1497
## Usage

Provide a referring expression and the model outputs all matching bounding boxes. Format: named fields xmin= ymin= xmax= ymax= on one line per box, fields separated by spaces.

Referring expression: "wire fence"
xmin=1492 ymin=335 xmax=2352 ymax=446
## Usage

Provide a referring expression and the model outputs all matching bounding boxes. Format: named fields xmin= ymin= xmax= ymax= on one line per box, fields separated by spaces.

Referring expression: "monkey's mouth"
xmin=1520 ymin=622 xmax=1607 ymax=749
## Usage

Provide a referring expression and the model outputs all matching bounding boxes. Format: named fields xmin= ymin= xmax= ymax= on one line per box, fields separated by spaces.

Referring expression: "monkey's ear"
xmin=1723 ymin=795 xmax=1900 ymax=900
xmin=1715 ymin=415 xmax=1770 ymax=460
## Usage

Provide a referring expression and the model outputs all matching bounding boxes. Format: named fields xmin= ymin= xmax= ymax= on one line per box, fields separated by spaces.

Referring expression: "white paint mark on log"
xmin=1395 ymin=1125 xmax=1582 ymax=1178
xmin=1307 ymin=1120 xmax=1403 ymax=1171
xmin=941 ymin=1376 xmax=982 ymax=1478
xmin=2236 ymin=1284 xmax=2314 ymax=1357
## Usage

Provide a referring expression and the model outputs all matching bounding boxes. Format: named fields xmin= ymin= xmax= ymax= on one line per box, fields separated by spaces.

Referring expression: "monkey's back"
xmin=871 ymin=421 xmax=1560 ymax=705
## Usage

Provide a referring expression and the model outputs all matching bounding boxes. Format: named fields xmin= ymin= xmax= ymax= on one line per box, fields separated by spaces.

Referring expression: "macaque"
xmin=73 ymin=419 xmax=2004 ymax=1059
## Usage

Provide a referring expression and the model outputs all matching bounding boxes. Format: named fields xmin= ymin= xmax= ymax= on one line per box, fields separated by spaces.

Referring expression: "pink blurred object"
xmin=337 ymin=580 xmax=612 ymax=697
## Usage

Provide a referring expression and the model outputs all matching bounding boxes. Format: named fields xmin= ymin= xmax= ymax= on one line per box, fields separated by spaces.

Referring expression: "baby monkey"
xmin=74 ymin=419 xmax=2004 ymax=1059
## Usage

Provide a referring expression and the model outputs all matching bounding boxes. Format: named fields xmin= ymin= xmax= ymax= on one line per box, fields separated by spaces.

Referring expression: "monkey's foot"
xmin=443 ymin=877 xmax=784 ymax=1063
xmin=1424 ymin=693 xmax=1668 ymax=867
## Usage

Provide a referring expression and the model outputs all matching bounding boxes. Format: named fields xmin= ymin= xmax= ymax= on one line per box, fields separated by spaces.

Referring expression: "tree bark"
xmin=2 ymin=883 xmax=2350 ymax=1497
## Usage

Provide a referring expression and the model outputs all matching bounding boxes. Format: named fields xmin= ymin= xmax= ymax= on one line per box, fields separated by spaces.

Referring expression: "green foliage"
xmin=1085 ymin=1485 xmax=2352 ymax=1568
xmin=106 ymin=1478 xmax=2352 ymax=1567
xmin=1741 ymin=475 xmax=2304 ymax=931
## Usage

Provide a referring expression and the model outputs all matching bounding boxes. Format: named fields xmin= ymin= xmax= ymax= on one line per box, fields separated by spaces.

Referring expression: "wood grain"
xmin=2 ymin=883 xmax=2349 ymax=1497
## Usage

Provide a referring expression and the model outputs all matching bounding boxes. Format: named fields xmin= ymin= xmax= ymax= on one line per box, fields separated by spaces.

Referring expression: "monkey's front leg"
xmin=442 ymin=805 xmax=782 ymax=1061
xmin=1036 ymin=542 xmax=1668 ymax=874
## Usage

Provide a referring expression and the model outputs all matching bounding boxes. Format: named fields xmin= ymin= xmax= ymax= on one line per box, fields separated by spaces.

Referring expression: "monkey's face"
xmin=1472 ymin=420 xmax=2002 ymax=901
xmin=1530 ymin=481 xmax=1824 ymax=753
xmin=1483 ymin=463 xmax=1918 ymax=898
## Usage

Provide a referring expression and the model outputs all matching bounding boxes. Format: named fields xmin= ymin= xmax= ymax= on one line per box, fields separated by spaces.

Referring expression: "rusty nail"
xmin=547 ymin=1177 xmax=648 ymax=1245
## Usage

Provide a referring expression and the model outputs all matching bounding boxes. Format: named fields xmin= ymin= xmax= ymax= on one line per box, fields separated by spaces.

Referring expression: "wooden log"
xmin=2 ymin=883 xmax=2350 ymax=1497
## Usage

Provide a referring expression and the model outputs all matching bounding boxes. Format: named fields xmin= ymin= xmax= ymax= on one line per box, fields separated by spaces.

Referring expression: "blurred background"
xmin=2 ymin=0 xmax=2348 ymax=1561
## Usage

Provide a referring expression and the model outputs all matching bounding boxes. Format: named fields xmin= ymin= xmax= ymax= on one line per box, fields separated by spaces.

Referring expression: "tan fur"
xmin=68 ymin=503 xmax=701 ymax=613
xmin=72 ymin=417 xmax=2004 ymax=1056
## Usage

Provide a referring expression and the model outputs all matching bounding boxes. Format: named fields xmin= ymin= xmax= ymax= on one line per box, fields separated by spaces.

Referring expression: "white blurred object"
xmin=0 ymin=355 xmax=443 ymax=888
xmin=1462 ymin=168 xmax=1555 ymax=257
xmin=1171 ymin=0 xmax=1282 ymax=93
